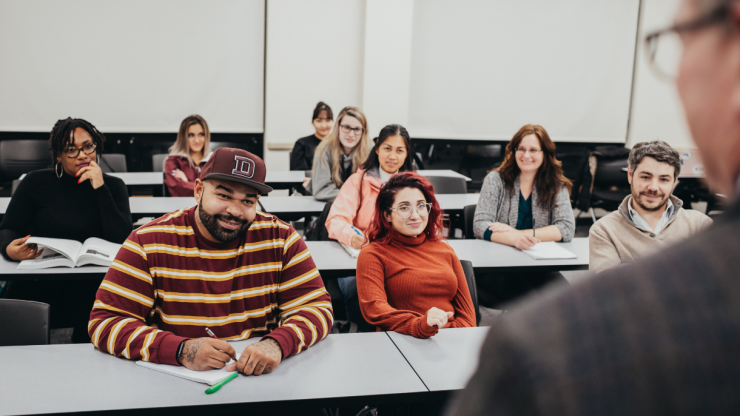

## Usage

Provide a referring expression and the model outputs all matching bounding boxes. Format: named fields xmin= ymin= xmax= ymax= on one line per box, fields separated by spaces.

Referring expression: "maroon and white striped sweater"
xmin=88 ymin=206 xmax=333 ymax=365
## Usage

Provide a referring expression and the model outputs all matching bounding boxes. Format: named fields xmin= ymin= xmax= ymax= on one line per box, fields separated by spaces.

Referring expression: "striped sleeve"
xmin=88 ymin=231 xmax=186 ymax=365
xmin=263 ymin=229 xmax=333 ymax=358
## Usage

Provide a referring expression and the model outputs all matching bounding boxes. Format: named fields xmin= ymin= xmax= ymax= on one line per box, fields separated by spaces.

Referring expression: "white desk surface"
xmin=305 ymin=238 xmax=589 ymax=273
xmin=0 ymin=197 xmax=8 ymax=215
xmin=108 ymin=171 xmax=164 ymax=186
xmin=265 ymin=170 xmax=305 ymax=184
xmin=435 ymin=193 xmax=479 ymax=210
xmin=419 ymin=169 xmax=472 ymax=181
xmin=387 ymin=327 xmax=489 ymax=392
xmin=448 ymin=238 xmax=589 ymax=271
xmin=0 ymin=333 xmax=428 ymax=416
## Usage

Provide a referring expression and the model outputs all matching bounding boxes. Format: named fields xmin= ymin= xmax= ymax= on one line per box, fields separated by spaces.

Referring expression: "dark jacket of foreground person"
xmin=447 ymin=195 xmax=740 ymax=415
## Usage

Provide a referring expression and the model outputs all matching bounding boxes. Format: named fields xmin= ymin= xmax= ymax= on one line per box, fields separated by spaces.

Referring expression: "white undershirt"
xmin=379 ymin=168 xmax=397 ymax=184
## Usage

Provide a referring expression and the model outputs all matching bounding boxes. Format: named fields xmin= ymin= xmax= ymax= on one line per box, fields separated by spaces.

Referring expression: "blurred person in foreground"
xmin=447 ymin=1 xmax=740 ymax=414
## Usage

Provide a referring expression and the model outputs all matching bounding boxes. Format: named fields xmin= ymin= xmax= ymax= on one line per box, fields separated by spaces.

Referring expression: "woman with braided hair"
xmin=0 ymin=117 xmax=132 ymax=343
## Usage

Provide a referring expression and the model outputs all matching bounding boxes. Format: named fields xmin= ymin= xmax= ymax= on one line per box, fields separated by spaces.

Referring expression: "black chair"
xmin=0 ymin=299 xmax=50 ymax=346
xmin=425 ymin=176 xmax=467 ymax=194
xmin=0 ymin=140 xmax=52 ymax=180
xmin=459 ymin=260 xmax=480 ymax=326
xmin=463 ymin=204 xmax=477 ymax=239
xmin=99 ymin=153 xmax=127 ymax=173
xmin=152 ymin=154 xmax=168 ymax=172
xmin=587 ymin=157 xmax=631 ymax=222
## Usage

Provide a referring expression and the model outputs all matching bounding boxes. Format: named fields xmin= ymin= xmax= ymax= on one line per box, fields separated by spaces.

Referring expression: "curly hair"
xmin=496 ymin=124 xmax=572 ymax=209
xmin=365 ymin=172 xmax=444 ymax=245
xmin=49 ymin=118 xmax=106 ymax=161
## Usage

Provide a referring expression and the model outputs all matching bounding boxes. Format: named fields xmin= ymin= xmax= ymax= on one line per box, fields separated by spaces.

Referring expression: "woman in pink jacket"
xmin=326 ymin=124 xmax=416 ymax=332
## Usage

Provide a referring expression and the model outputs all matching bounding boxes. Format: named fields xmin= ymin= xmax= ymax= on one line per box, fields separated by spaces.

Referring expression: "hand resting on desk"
xmin=227 ymin=338 xmax=283 ymax=376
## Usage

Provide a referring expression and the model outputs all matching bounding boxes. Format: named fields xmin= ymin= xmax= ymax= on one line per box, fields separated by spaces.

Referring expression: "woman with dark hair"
xmin=325 ymin=124 xmax=415 ymax=332
xmin=164 ymin=115 xmax=212 ymax=197
xmin=290 ymin=102 xmax=333 ymax=194
xmin=0 ymin=117 xmax=132 ymax=343
xmin=473 ymin=124 xmax=575 ymax=307
xmin=356 ymin=172 xmax=476 ymax=338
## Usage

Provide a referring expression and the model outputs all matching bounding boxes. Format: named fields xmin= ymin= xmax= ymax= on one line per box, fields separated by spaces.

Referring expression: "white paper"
xmin=339 ymin=242 xmax=361 ymax=259
xmin=136 ymin=351 xmax=241 ymax=386
xmin=523 ymin=242 xmax=577 ymax=260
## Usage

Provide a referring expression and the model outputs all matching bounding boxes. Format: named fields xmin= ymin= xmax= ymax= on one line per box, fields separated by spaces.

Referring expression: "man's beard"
xmin=198 ymin=200 xmax=251 ymax=243
xmin=631 ymin=187 xmax=670 ymax=212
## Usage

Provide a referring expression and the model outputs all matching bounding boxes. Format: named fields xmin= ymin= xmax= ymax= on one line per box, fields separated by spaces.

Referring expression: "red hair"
xmin=366 ymin=172 xmax=445 ymax=245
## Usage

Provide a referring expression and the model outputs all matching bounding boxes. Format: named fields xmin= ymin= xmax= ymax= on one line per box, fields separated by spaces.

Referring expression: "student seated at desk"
xmin=290 ymin=102 xmax=333 ymax=193
xmin=308 ymin=106 xmax=370 ymax=202
xmin=325 ymin=124 xmax=416 ymax=332
xmin=164 ymin=115 xmax=212 ymax=197
xmin=590 ymin=141 xmax=712 ymax=274
xmin=0 ymin=117 xmax=132 ymax=343
xmin=473 ymin=124 xmax=575 ymax=308
xmin=89 ymin=148 xmax=332 ymax=375
xmin=356 ymin=172 xmax=476 ymax=338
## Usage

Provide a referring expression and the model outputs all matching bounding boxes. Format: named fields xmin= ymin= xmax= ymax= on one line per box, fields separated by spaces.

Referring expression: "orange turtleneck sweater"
xmin=356 ymin=232 xmax=476 ymax=338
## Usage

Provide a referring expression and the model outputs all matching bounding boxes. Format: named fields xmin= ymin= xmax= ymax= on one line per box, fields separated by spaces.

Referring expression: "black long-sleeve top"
xmin=290 ymin=134 xmax=322 ymax=171
xmin=0 ymin=168 xmax=133 ymax=261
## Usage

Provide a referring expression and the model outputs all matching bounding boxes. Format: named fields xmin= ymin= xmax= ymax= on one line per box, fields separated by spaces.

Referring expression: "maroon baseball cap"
xmin=199 ymin=148 xmax=273 ymax=194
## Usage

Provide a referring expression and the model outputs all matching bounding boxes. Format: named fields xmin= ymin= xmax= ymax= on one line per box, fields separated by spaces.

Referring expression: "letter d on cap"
xmin=232 ymin=156 xmax=255 ymax=179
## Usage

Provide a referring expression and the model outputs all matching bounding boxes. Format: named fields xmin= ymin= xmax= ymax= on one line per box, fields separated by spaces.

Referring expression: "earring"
xmin=55 ymin=162 xmax=63 ymax=178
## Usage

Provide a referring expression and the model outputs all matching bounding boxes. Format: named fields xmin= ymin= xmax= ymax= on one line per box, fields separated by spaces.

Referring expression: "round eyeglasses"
xmin=389 ymin=202 xmax=432 ymax=219
xmin=63 ymin=143 xmax=97 ymax=158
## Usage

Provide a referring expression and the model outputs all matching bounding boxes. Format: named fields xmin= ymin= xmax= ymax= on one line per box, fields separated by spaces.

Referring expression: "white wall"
xmin=627 ymin=0 xmax=694 ymax=150
xmin=263 ymin=0 xmax=366 ymax=171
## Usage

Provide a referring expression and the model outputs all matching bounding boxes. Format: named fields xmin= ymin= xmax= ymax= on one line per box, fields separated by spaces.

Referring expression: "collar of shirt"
xmin=627 ymin=196 xmax=674 ymax=234
xmin=379 ymin=168 xmax=396 ymax=184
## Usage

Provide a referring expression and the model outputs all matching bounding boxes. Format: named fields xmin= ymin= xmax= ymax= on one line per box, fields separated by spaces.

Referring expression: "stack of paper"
xmin=136 ymin=353 xmax=240 ymax=385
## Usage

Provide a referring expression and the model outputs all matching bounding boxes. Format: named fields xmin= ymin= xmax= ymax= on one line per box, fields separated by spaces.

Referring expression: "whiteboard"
xmin=408 ymin=0 xmax=640 ymax=143
xmin=0 ymin=0 xmax=264 ymax=133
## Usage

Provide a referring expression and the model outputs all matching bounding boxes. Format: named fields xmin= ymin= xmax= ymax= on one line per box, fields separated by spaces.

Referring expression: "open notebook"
xmin=522 ymin=242 xmax=577 ymax=260
xmin=136 ymin=352 xmax=241 ymax=385
xmin=339 ymin=242 xmax=361 ymax=259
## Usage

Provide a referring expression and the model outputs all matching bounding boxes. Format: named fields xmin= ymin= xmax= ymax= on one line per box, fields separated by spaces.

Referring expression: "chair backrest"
xmin=459 ymin=260 xmax=480 ymax=326
xmin=0 ymin=299 xmax=50 ymax=346
xmin=0 ymin=140 xmax=52 ymax=179
xmin=463 ymin=204 xmax=477 ymax=239
xmin=99 ymin=154 xmax=127 ymax=173
xmin=594 ymin=157 xmax=629 ymax=187
xmin=152 ymin=154 xmax=168 ymax=172
xmin=305 ymin=201 xmax=334 ymax=241
xmin=425 ymin=176 xmax=467 ymax=194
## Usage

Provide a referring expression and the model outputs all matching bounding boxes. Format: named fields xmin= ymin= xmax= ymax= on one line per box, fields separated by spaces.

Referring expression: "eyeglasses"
xmin=389 ymin=202 xmax=432 ymax=219
xmin=63 ymin=143 xmax=97 ymax=158
xmin=644 ymin=5 xmax=729 ymax=80
xmin=340 ymin=124 xmax=363 ymax=136
xmin=516 ymin=147 xmax=542 ymax=155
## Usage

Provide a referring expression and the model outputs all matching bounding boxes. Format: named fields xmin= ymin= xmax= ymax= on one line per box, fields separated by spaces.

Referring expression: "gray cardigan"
xmin=307 ymin=148 xmax=349 ymax=202
xmin=473 ymin=171 xmax=575 ymax=241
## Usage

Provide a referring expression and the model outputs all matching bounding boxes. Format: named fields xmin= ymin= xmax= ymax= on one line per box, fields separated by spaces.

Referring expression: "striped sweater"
xmin=88 ymin=206 xmax=333 ymax=365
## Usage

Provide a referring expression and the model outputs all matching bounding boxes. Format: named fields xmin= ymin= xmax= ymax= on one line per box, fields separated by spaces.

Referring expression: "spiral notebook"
xmin=135 ymin=352 xmax=241 ymax=385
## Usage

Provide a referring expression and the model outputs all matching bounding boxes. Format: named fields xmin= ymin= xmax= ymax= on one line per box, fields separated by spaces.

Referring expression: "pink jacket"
xmin=326 ymin=169 xmax=382 ymax=247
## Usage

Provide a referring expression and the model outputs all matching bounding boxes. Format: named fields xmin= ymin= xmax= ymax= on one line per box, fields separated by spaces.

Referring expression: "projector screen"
xmin=0 ymin=0 xmax=264 ymax=133
xmin=408 ymin=0 xmax=640 ymax=143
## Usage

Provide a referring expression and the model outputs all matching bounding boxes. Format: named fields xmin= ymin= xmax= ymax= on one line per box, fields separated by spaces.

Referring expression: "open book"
xmin=136 ymin=353 xmax=240 ymax=385
xmin=522 ymin=241 xmax=577 ymax=260
xmin=16 ymin=237 xmax=121 ymax=270
xmin=339 ymin=242 xmax=361 ymax=259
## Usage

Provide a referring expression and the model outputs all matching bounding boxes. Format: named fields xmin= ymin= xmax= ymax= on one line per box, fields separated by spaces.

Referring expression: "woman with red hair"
xmin=356 ymin=172 xmax=476 ymax=338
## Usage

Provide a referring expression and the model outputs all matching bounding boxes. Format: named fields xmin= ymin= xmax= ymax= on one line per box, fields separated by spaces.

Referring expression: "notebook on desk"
xmin=523 ymin=242 xmax=577 ymax=260
xmin=136 ymin=353 xmax=240 ymax=385
xmin=339 ymin=242 xmax=361 ymax=259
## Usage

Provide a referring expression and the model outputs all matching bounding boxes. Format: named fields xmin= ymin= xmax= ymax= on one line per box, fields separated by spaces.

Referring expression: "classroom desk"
xmin=0 ymin=255 xmax=107 ymax=281
xmin=304 ymin=238 xmax=589 ymax=278
xmin=387 ymin=327 xmax=489 ymax=394
xmin=449 ymin=238 xmax=589 ymax=273
xmin=0 ymin=333 xmax=428 ymax=416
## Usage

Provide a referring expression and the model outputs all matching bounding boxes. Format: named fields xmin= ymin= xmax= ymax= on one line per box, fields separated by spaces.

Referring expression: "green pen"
xmin=205 ymin=372 xmax=238 ymax=394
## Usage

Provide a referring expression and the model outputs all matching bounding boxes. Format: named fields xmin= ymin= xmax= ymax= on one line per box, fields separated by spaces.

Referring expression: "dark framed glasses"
xmin=63 ymin=143 xmax=97 ymax=158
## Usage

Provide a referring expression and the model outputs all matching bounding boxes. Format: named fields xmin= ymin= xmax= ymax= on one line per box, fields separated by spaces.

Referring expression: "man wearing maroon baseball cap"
xmin=89 ymin=148 xmax=333 ymax=382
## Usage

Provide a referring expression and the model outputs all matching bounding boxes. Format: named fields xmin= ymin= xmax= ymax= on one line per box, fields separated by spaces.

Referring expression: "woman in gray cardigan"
xmin=473 ymin=124 xmax=575 ymax=307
